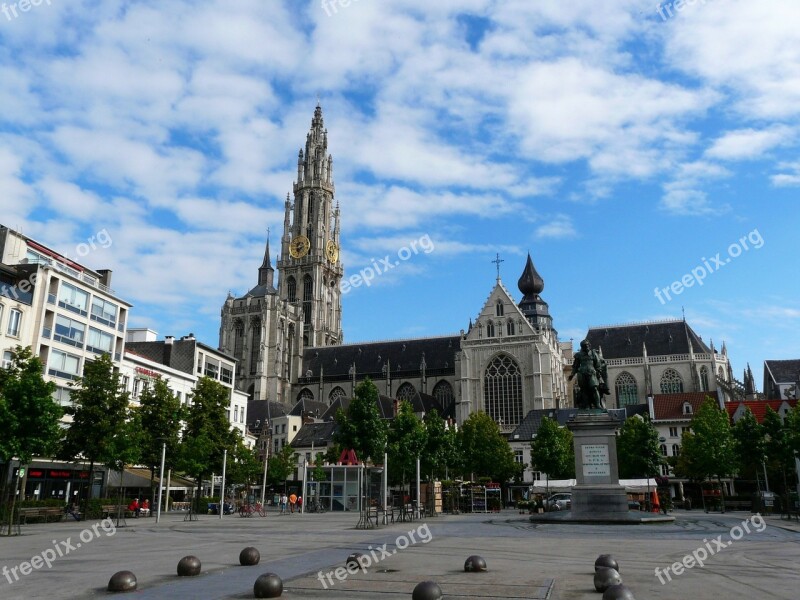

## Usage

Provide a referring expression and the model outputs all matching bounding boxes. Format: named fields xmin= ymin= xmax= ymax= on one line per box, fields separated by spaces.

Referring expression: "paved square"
xmin=0 ymin=509 xmax=797 ymax=599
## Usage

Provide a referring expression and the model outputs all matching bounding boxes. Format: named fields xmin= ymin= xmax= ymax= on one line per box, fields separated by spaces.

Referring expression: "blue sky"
xmin=1 ymin=0 xmax=798 ymax=390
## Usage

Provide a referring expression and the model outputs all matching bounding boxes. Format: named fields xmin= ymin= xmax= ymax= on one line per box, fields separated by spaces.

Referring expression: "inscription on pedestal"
xmin=581 ymin=444 xmax=610 ymax=477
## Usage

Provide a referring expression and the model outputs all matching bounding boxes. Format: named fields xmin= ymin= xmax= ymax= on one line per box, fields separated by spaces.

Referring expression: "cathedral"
xmin=219 ymin=105 xmax=571 ymax=427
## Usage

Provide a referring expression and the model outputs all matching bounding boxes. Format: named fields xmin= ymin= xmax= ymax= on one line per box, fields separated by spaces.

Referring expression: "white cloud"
xmin=534 ymin=215 xmax=578 ymax=240
xmin=705 ymin=127 xmax=793 ymax=161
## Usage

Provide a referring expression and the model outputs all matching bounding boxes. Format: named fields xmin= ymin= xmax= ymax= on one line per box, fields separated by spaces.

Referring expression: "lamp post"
xmin=219 ymin=449 xmax=227 ymax=520
xmin=383 ymin=449 xmax=388 ymax=525
xmin=260 ymin=439 xmax=270 ymax=505
xmin=156 ymin=441 xmax=166 ymax=524
xmin=301 ymin=458 xmax=307 ymax=514
xmin=416 ymin=456 xmax=421 ymax=519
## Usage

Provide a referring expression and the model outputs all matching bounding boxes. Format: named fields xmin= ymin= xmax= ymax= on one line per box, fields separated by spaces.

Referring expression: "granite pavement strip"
xmin=0 ymin=508 xmax=798 ymax=599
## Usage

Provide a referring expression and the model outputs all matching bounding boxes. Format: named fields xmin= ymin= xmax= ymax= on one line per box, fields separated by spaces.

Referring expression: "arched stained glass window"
xmin=484 ymin=354 xmax=523 ymax=427
xmin=432 ymin=380 xmax=454 ymax=413
xmin=615 ymin=372 xmax=638 ymax=407
xmin=396 ymin=382 xmax=416 ymax=403
xmin=660 ymin=369 xmax=684 ymax=394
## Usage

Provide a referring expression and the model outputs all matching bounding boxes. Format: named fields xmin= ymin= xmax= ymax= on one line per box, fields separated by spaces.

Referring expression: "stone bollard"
xmin=594 ymin=567 xmax=622 ymax=592
xmin=412 ymin=580 xmax=443 ymax=600
xmin=177 ymin=555 xmax=202 ymax=576
xmin=107 ymin=570 xmax=137 ymax=593
xmin=594 ymin=554 xmax=619 ymax=572
xmin=240 ymin=547 xmax=261 ymax=566
xmin=254 ymin=572 xmax=283 ymax=598
xmin=464 ymin=555 xmax=488 ymax=572
xmin=602 ymin=583 xmax=636 ymax=600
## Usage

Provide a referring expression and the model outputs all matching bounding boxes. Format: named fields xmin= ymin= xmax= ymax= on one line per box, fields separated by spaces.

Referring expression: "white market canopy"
xmin=530 ymin=478 xmax=658 ymax=492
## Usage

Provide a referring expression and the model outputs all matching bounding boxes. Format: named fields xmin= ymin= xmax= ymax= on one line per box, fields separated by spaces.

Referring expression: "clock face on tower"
xmin=325 ymin=240 xmax=339 ymax=263
xmin=289 ymin=235 xmax=310 ymax=258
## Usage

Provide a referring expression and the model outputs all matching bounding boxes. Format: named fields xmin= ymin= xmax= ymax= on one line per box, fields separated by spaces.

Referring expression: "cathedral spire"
xmin=258 ymin=230 xmax=275 ymax=288
xmin=517 ymin=253 xmax=553 ymax=333
xmin=518 ymin=252 xmax=544 ymax=298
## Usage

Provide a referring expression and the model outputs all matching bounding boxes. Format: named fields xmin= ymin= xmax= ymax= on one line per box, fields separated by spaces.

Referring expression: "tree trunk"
xmin=84 ymin=460 xmax=95 ymax=519
xmin=718 ymin=476 xmax=726 ymax=513
xmin=6 ymin=465 xmax=21 ymax=536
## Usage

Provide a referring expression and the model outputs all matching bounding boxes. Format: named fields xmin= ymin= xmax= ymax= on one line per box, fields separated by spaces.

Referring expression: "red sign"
xmin=27 ymin=470 xmax=44 ymax=479
xmin=135 ymin=367 xmax=161 ymax=379
xmin=49 ymin=470 xmax=72 ymax=479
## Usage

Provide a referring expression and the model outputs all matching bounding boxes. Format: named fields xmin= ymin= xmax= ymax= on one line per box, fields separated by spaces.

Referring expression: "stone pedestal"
xmin=568 ymin=411 xmax=629 ymax=519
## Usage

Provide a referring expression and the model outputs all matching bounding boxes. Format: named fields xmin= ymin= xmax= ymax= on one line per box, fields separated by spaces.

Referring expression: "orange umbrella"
xmin=650 ymin=490 xmax=660 ymax=513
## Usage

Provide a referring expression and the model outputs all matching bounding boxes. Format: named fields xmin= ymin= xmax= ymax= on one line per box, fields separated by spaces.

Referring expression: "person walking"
xmin=289 ymin=492 xmax=297 ymax=514
xmin=280 ymin=493 xmax=288 ymax=515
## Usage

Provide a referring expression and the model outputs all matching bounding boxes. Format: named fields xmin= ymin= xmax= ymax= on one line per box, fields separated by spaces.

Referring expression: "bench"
xmin=723 ymin=500 xmax=753 ymax=511
xmin=102 ymin=504 xmax=136 ymax=518
xmin=19 ymin=507 xmax=64 ymax=524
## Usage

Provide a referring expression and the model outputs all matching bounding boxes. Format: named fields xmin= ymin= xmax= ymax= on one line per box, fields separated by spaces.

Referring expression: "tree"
xmin=177 ymin=376 xmax=237 ymax=506
xmin=59 ymin=353 xmax=139 ymax=513
xmin=530 ymin=416 xmax=574 ymax=496
xmin=673 ymin=397 xmax=736 ymax=509
xmin=421 ymin=410 xmax=461 ymax=481
xmin=226 ymin=437 xmax=263 ymax=499
xmin=267 ymin=445 xmax=296 ymax=489
xmin=387 ymin=401 xmax=427 ymax=486
xmin=732 ymin=408 xmax=765 ymax=486
xmin=763 ymin=406 xmax=794 ymax=496
xmin=0 ymin=347 xmax=62 ymax=533
xmin=311 ymin=452 xmax=327 ymax=483
xmin=333 ymin=378 xmax=388 ymax=464
xmin=616 ymin=415 xmax=662 ymax=479
xmin=460 ymin=412 xmax=518 ymax=483
xmin=137 ymin=378 xmax=184 ymax=499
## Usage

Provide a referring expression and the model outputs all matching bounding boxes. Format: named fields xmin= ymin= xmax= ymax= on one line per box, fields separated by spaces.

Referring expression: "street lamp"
xmin=156 ymin=440 xmax=166 ymax=524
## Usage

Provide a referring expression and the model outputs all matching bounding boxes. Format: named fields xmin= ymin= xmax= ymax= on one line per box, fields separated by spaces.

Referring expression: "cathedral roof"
xmin=509 ymin=405 xmax=646 ymax=440
xmin=518 ymin=252 xmax=544 ymax=297
xmin=302 ymin=335 xmax=461 ymax=380
xmin=318 ymin=394 xmax=397 ymax=421
xmin=764 ymin=359 xmax=800 ymax=384
xmin=584 ymin=320 xmax=711 ymax=359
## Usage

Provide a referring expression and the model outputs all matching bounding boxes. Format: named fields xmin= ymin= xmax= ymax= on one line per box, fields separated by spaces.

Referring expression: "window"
xmin=486 ymin=321 xmax=495 ymax=338
xmin=234 ymin=406 xmax=239 ymax=422
xmin=297 ymin=388 xmax=314 ymax=403
xmin=615 ymin=372 xmax=638 ymax=407
xmin=514 ymin=450 xmax=524 ymax=464
xmin=484 ymin=354 xmax=523 ymax=427
xmin=682 ymin=426 xmax=690 ymax=434
xmin=58 ymin=283 xmax=88 ymax=316
xmin=683 ymin=403 xmax=693 ymax=415
xmin=496 ymin=301 xmax=504 ymax=316
xmin=659 ymin=369 xmax=684 ymax=394
xmin=53 ymin=386 xmax=71 ymax=406
xmin=2 ymin=350 xmax=12 ymax=369
xmin=54 ymin=315 xmax=85 ymax=347
xmin=396 ymin=382 xmax=416 ymax=403
xmin=204 ymin=360 xmax=219 ymax=379
xmin=669 ymin=426 xmax=678 ymax=437
xmin=699 ymin=366 xmax=709 ymax=392
xmin=293 ymin=425 xmax=298 ymax=431
xmin=506 ymin=320 xmax=515 ymax=336
xmin=432 ymin=380 xmax=454 ymax=413
xmin=661 ymin=464 xmax=670 ymax=476
xmin=531 ymin=471 xmax=542 ymax=481
xmin=287 ymin=276 xmax=297 ymax=303
xmin=48 ymin=349 xmax=81 ymax=379
xmin=660 ymin=444 xmax=668 ymax=456
xmin=672 ymin=444 xmax=680 ymax=457
xmin=87 ymin=327 xmax=114 ymax=354
xmin=7 ymin=308 xmax=21 ymax=337
xmin=90 ymin=297 xmax=117 ymax=327
xmin=221 ymin=366 xmax=233 ymax=384
xmin=121 ymin=375 xmax=130 ymax=391
xmin=0 ymin=304 xmax=4 ymax=331
xmin=133 ymin=379 xmax=141 ymax=398
xmin=328 ymin=386 xmax=347 ymax=403
xmin=302 ymin=276 xmax=313 ymax=325
xmin=233 ymin=322 xmax=244 ymax=358
xmin=250 ymin=320 xmax=261 ymax=375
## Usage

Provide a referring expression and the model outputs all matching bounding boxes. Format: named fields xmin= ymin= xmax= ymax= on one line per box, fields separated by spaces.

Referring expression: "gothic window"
xmin=660 ymin=368 xmax=684 ymax=394
xmin=660 ymin=444 xmax=668 ymax=457
xmin=672 ymin=444 xmax=680 ymax=457
xmin=496 ymin=300 xmax=504 ymax=316
xmin=484 ymin=354 xmax=523 ymax=427
xmin=615 ymin=372 xmax=638 ymax=407
xmin=506 ymin=320 xmax=515 ymax=336
xmin=486 ymin=321 xmax=495 ymax=338
xmin=699 ymin=366 xmax=709 ymax=392
xmin=287 ymin=277 xmax=297 ymax=303
xmin=396 ymin=382 xmax=416 ymax=403
xmin=250 ymin=319 xmax=261 ymax=375
xmin=303 ymin=275 xmax=313 ymax=326
xmin=307 ymin=193 xmax=314 ymax=224
xmin=718 ymin=366 xmax=725 ymax=380
xmin=329 ymin=386 xmax=347 ymax=404
xmin=432 ymin=380 xmax=454 ymax=414
xmin=286 ymin=324 xmax=295 ymax=381
xmin=297 ymin=388 xmax=314 ymax=403
xmin=234 ymin=321 xmax=244 ymax=358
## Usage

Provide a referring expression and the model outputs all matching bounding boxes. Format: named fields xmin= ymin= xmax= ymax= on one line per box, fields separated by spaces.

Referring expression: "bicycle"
xmin=238 ymin=502 xmax=267 ymax=517
xmin=306 ymin=499 xmax=326 ymax=513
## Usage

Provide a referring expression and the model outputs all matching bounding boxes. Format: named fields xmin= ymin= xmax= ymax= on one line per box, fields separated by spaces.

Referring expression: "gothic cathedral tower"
xmin=277 ymin=104 xmax=344 ymax=348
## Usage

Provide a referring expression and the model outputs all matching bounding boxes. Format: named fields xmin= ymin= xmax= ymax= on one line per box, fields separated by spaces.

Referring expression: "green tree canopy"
xmin=732 ymin=408 xmax=765 ymax=479
xmin=460 ymin=411 xmax=518 ymax=483
xmin=421 ymin=410 xmax=461 ymax=480
xmin=226 ymin=436 xmax=263 ymax=494
xmin=136 ymin=378 xmax=184 ymax=492
xmin=763 ymin=406 xmax=794 ymax=494
xmin=0 ymin=346 xmax=61 ymax=465
xmin=530 ymin=416 xmax=575 ymax=483
xmin=387 ymin=401 xmax=427 ymax=485
xmin=267 ymin=445 xmax=296 ymax=487
xmin=616 ymin=415 xmax=662 ymax=479
xmin=177 ymin=376 xmax=238 ymax=493
xmin=333 ymin=378 xmax=387 ymax=464
xmin=673 ymin=398 xmax=736 ymax=497
xmin=59 ymin=353 xmax=140 ymax=474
